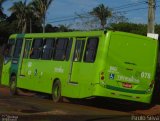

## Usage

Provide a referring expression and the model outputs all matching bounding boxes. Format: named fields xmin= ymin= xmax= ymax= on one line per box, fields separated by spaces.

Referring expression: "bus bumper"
xmin=93 ymin=84 xmax=152 ymax=104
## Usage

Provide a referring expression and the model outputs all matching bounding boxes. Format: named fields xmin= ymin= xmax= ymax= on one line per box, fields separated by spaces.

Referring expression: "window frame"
xmin=83 ymin=37 xmax=99 ymax=63
xmin=53 ymin=38 xmax=69 ymax=61
xmin=23 ymin=39 xmax=32 ymax=59
xmin=73 ymin=39 xmax=85 ymax=62
xmin=41 ymin=38 xmax=55 ymax=60
xmin=13 ymin=38 xmax=23 ymax=58
xmin=30 ymin=38 xmax=43 ymax=59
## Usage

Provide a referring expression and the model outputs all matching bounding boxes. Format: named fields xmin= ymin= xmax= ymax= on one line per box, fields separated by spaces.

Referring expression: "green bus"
xmin=1 ymin=30 xmax=159 ymax=103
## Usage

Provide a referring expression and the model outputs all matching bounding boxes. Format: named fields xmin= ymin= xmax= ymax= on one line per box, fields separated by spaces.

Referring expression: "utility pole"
xmin=147 ymin=0 xmax=156 ymax=33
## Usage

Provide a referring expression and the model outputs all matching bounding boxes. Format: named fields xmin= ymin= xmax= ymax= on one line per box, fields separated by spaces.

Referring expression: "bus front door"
xmin=19 ymin=39 xmax=33 ymax=89
xmin=1 ymin=39 xmax=15 ymax=86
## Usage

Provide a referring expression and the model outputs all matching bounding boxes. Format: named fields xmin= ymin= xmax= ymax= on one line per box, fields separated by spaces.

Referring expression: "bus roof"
xmin=9 ymin=30 xmax=105 ymax=39
xmin=9 ymin=30 xmax=157 ymax=41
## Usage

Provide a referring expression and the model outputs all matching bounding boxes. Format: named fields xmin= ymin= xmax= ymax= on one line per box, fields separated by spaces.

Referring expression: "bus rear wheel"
xmin=52 ymin=80 xmax=61 ymax=103
xmin=9 ymin=76 xmax=17 ymax=95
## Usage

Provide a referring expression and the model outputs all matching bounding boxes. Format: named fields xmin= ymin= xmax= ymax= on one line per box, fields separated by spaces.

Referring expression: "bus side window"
xmin=30 ymin=38 xmax=43 ymax=59
xmin=84 ymin=37 xmax=99 ymax=62
xmin=41 ymin=38 xmax=55 ymax=60
xmin=73 ymin=40 xmax=85 ymax=62
xmin=13 ymin=39 xmax=23 ymax=58
xmin=3 ymin=40 xmax=14 ymax=57
xmin=53 ymin=38 xmax=68 ymax=61
xmin=65 ymin=38 xmax=73 ymax=61
xmin=23 ymin=40 xmax=31 ymax=58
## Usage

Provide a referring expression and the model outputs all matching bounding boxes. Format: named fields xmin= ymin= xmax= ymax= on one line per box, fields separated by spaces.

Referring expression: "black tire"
xmin=52 ymin=80 xmax=61 ymax=103
xmin=9 ymin=76 xmax=17 ymax=95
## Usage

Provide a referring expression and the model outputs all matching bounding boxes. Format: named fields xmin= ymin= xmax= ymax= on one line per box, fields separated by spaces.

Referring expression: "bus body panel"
xmin=17 ymin=59 xmax=70 ymax=94
xmin=93 ymin=84 xmax=152 ymax=103
xmin=93 ymin=31 xmax=158 ymax=103
xmin=106 ymin=32 xmax=157 ymax=90
xmin=1 ymin=61 xmax=11 ymax=86
xmin=2 ymin=30 xmax=158 ymax=104
xmin=1 ymin=38 xmax=16 ymax=86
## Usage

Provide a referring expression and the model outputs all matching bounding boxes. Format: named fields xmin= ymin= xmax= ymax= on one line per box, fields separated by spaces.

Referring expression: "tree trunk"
xmin=30 ymin=18 xmax=32 ymax=33
xmin=43 ymin=15 xmax=45 ymax=33
xmin=22 ymin=20 xmax=27 ymax=33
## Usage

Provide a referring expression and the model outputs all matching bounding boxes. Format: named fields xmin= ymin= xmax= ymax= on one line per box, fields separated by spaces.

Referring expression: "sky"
xmin=2 ymin=0 xmax=160 ymax=27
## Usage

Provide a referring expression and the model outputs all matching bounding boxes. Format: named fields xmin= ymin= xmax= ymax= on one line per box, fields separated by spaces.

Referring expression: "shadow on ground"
xmin=64 ymin=97 xmax=153 ymax=112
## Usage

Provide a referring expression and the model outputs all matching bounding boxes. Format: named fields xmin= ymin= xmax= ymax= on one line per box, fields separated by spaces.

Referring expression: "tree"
xmin=109 ymin=12 xmax=128 ymax=24
xmin=9 ymin=0 xmax=32 ymax=33
xmin=30 ymin=0 xmax=54 ymax=33
xmin=0 ymin=0 xmax=6 ymax=20
xmin=90 ymin=4 xmax=112 ymax=29
xmin=58 ymin=24 xmax=71 ymax=32
xmin=110 ymin=22 xmax=147 ymax=36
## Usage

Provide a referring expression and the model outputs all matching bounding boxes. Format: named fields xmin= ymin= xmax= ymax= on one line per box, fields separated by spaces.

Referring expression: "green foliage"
xmin=110 ymin=22 xmax=160 ymax=36
xmin=9 ymin=0 xmax=33 ymax=33
xmin=155 ymin=24 xmax=160 ymax=35
xmin=30 ymin=0 xmax=54 ymax=33
xmin=0 ymin=0 xmax=6 ymax=21
xmin=45 ymin=24 xmax=71 ymax=32
xmin=90 ymin=4 xmax=112 ymax=29
xmin=110 ymin=22 xmax=147 ymax=36
xmin=0 ymin=0 xmax=160 ymax=45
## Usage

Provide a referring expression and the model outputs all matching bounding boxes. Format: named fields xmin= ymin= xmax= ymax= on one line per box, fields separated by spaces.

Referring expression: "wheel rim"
xmin=10 ymin=77 xmax=16 ymax=94
xmin=53 ymin=86 xmax=59 ymax=98
xmin=11 ymin=81 xmax=16 ymax=91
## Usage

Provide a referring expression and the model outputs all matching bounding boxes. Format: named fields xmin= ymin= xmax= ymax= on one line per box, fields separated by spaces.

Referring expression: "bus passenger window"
xmin=73 ymin=40 xmax=85 ymax=62
xmin=23 ymin=40 xmax=31 ymax=58
xmin=30 ymin=38 xmax=43 ymax=59
xmin=41 ymin=38 xmax=55 ymax=60
xmin=65 ymin=39 xmax=73 ymax=61
xmin=53 ymin=38 xmax=68 ymax=61
xmin=13 ymin=39 xmax=23 ymax=58
xmin=84 ymin=37 xmax=99 ymax=62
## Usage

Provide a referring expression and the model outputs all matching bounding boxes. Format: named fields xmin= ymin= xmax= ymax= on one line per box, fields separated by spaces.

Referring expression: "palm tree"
xmin=9 ymin=0 xmax=32 ymax=33
xmin=90 ymin=4 xmax=112 ymax=29
xmin=30 ymin=0 xmax=54 ymax=33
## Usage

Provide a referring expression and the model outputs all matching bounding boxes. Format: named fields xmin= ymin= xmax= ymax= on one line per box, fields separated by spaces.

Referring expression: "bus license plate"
xmin=122 ymin=83 xmax=132 ymax=88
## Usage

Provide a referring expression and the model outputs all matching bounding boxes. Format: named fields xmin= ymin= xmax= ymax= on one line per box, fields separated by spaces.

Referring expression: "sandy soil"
xmin=0 ymin=85 xmax=10 ymax=96
xmin=0 ymin=85 xmax=160 ymax=121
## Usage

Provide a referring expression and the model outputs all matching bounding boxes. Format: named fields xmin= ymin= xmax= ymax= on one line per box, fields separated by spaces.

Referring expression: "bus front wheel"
xmin=9 ymin=76 xmax=17 ymax=95
xmin=52 ymin=80 xmax=61 ymax=103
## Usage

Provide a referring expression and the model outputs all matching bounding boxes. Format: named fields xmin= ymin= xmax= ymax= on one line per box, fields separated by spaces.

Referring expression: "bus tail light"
xmin=100 ymin=72 xmax=105 ymax=80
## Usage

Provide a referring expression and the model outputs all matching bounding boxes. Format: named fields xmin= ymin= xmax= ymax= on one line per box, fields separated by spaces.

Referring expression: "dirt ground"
xmin=0 ymin=85 xmax=160 ymax=121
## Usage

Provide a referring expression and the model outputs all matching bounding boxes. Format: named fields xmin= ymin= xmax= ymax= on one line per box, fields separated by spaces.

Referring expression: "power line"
xmin=114 ymin=0 xmax=147 ymax=10
xmin=47 ymin=0 xmax=149 ymax=23
xmin=47 ymin=5 xmax=160 ymax=24
xmin=119 ymin=7 xmax=147 ymax=13
xmin=46 ymin=0 xmax=160 ymax=24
